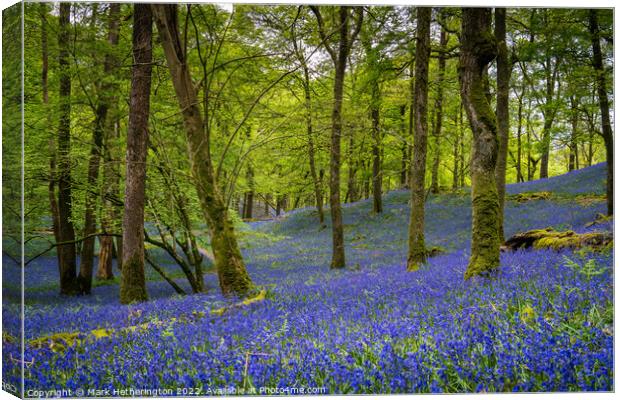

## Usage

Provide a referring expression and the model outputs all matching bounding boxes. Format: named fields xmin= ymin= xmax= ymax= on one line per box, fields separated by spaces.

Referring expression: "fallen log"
xmin=502 ymin=227 xmax=612 ymax=251
xmin=507 ymin=191 xmax=552 ymax=203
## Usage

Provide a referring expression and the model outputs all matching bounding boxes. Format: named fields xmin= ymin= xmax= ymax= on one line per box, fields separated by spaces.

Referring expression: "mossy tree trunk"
xmin=459 ymin=8 xmax=500 ymax=279
xmin=494 ymin=8 xmax=511 ymax=243
xmin=407 ymin=7 xmax=431 ymax=271
xmin=57 ymin=3 xmax=78 ymax=295
xmin=430 ymin=27 xmax=447 ymax=195
xmin=120 ymin=4 xmax=152 ymax=304
xmin=589 ymin=10 xmax=613 ymax=217
xmin=152 ymin=4 xmax=252 ymax=296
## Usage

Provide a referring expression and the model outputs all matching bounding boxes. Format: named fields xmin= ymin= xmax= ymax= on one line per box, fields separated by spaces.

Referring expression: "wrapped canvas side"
xmin=2 ymin=2 xmax=24 ymax=399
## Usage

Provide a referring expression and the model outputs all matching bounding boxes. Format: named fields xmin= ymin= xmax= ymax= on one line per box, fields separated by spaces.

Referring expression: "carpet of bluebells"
xmin=2 ymin=163 xmax=613 ymax=394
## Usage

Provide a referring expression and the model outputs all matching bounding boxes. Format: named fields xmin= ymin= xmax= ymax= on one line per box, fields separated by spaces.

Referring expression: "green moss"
xmin=506 ymin=227 xmax=612 ymax=251
xmin=407 ymin=236 xmax=427 ymax=272
xmin=575 ymin=194 xmax=606 ymax=207
xmin=533 ymin=231 xmax=612 ymax=251
xmin=508 ymin=191 xmax=552 ymax=203
xmin=2 ymin=331 xmax=17 ymax=344
xmin=119 ymin=254 xmax=148 ymax=304
xmin=29 ymin=332 xmax=80 ymax=352
xmin=211 ymin=289 xmax=267 ymax=316
xmin=465 ymin=173 xmax=500 ymax=279
xmin=426 ymin=246 xmax=446 ymax=257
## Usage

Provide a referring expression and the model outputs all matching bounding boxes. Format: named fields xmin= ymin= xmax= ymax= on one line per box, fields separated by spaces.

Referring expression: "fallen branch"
xmin=211 ymin=289 xmax=267 ymax=316
xmin=145 ymin=253 xmax=187 ymax=295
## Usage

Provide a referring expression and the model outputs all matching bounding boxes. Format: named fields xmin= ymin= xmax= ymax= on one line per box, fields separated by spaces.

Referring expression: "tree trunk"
xmin=460 ymin=8 xmax=500 ymax=279
xmin=98 ymin=118 xmax=121 ymax=279
xmin=539 ymin=55 xmax=559 ymax=179
xmin=300 ymin=60 xmax=325 ymax=226
xmin=515 ymin=87 xmax=525 ymax=182
xmin=120 ymin=4 xmax=152 ymax=304
xmin=77 ymin=103 xmax=105 ymax=295
xmin=99 ymin=117 xmax=122 ymax=278
xmin=345 ymin=133 xmax=358 ymax=203
xmin=305 ymin=85 xmax=325 ymax=225
xmin=399 ymin=104 xmax=408 ymax=188
xmin=243 ymin=165 xmax=254 ymax=219
xmin=152 ymin=4 xmax=252 ymax=295
xmin=97 ymin=3 xmax=121 ymax=280
xmin=361 ymin=31 xmax=383 ymax=213
xmin=407 ymin=7 xmax=431 ymax=271
xmin=41 ymin=3 xmax=63 ymax=275
xmin=78 ymin=4 xmax=121 ymax=293
xmin=322 ymin=6 xmax=357 ymax=268
xmin=452 ymin=132 xmax=460 ymax=190
xmin=459 ymin=104 xmax=466 ymax=187
xmin=494 ymin=8 xmax=510 ymax=243
xmin=589 ymin=10 xmax=613 ymax=216
xmin=430 ymin=27 xmax=447 ymax=194
xmin=370 ymin=81 xmax=382 ymax=213
xmin=568 ymin=95 xmax=579 ymax=172
xmin=407 ymin=65 xmax=415 ymax=188
xmin=57 ymin=3 xmax=78 ymax=295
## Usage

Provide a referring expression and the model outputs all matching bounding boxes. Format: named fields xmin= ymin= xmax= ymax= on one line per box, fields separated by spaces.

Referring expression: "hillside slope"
xmin=4 ymin=163 xmax=613 ymax=393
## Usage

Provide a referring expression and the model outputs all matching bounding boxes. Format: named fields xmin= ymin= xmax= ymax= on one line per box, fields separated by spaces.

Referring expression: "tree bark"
xmin=303 ymin=66 xmax=325 ymax=225
xmin=77 ymin=102 xmax=105 ymax=294
xmin=407 ymin=7 xmax=431 ymax=271
xmin=361 ymin=31 xmax=383 ymax=213
xmin=589 ymin=10 xmax=613 ymax=216
xmin=568 ymin=95 xmax=579 ymax=172
xmin=452 ymin=131 xmax=460 ymax=190
xmin=399 ymin=104 xmax=408 ymax=188
xmin=331 ymin=7 xmax=350 ymax=267
xmin=310 ymin=6 xmax=362 ymax=268
xmin=120 ymin=4 xmax=152 ymax=304
xmin=57 ymin=3 xmax=78 ymax=295
xmin=515 ymin=86 xmax=525 ymax=182
xmin=78 ymin=4 xmax=121 ymax=293
xmin=459 ymin=8 xmax=500 ymax=279
xmin=345 ymin=134 xmax=358 ymax=204
xmin=152 ymin=4 xmax=252 ymax=295
xmin=291 ymin=30 xmax=325 ymax=226
xmin=243 ymin=165 xmax=254 ymax=219
xmin=41 ymin=4 xmax=63 ymax=276
xmin=539 ymin=55 xmax=559 ymax=179
xmin=370 ymin=81 xmax=383 ymax=213
xmin=494 ymin=7 xmax=510 ymax=243
xmin=430 ymin=27 xmax=447 ymax=194
xmin=97 ymin=3 xmax=122 ymax=280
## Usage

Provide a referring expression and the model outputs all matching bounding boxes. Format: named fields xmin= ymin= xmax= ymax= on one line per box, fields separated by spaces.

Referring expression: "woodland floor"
xmin=2 ymin=163 xmax=613 ymax=394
